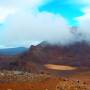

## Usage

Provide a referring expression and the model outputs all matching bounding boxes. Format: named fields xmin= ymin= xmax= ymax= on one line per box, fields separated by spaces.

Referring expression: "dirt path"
xmin=44 ymin=64 xmax=77 ymax=70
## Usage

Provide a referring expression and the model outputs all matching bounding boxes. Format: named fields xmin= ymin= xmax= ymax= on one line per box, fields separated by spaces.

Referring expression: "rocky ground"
xmin=0 ymin=70 xmax=89 ymax=90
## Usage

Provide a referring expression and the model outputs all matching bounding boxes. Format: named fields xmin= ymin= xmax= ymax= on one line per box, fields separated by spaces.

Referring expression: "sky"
xmin=0 ymin=0 xmax=90 ymax=48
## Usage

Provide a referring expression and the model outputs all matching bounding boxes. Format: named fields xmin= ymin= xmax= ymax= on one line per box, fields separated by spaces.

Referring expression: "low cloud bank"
xmin=0 ymin=0 xmax=90 ymax=47
xmin=75 ymin=8 xmax=90 ymax=43
xmin=2 ymin=11 xmax=74 ymax=46
xmin=2 ymin=9 xmax=90 ymax=47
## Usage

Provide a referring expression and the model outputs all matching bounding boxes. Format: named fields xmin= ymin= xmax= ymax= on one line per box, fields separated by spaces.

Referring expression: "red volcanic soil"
xmin=0 ymin=78 xmax=59 ymax=90
xmin=0 ymin=76 xmax=89 ymax=90
xmin=67 ymin=71 xmax=90 ymax=88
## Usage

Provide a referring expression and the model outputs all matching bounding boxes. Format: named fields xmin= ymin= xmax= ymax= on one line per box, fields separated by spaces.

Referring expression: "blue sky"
xmin=0 ymin=0 xmax=90 ymax=47
xmin=39 ymin=0 xmax=84 ymax=26
xmin=0 ymin=0 xmax=86 ymax=26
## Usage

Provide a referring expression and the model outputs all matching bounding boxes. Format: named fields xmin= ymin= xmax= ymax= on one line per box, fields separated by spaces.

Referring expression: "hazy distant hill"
xmin=0 ymin=47 xmax=27 ymax=55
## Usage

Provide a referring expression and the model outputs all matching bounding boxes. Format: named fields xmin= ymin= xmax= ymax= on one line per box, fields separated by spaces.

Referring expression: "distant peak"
xmin=38 ymin=41 xmax=50 ymax=47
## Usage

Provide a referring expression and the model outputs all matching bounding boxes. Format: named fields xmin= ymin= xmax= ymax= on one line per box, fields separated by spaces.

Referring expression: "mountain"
xmin=19 ymin=41 xmax=90 ymax=66
xmin=2 ymin=41 xmax=87 ymax=74
xmin=0 ymin=41 xmax=90 ymax=87
xmin=0 ymin=47 xmax=28 ymax=55
xmin=0 ymin=41 xmax=90 ymax=73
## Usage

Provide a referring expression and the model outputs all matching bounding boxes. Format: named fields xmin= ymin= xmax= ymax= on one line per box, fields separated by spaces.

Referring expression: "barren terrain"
xmin=0 ymin=42 xmax=90 ymax=89
xmin=0 ymin=70 xmax=89 ymax=90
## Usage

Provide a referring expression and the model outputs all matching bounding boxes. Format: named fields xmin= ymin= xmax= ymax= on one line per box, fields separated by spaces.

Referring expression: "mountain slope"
xmin=19 ymin=41 xmax=90 ymax=67
xmin=0 ymin=41 xmax=90 ymax=73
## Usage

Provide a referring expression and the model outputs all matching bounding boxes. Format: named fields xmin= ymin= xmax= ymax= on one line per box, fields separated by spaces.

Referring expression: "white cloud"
xmin=0 ymin=0 xmax=42 ymax=7
xmin=0 ymin=0 xmax=75 ymax=47
xmin=0 ymin=11 xmax=74 ymax=47
xmin=0 ymin=0 xmax=51 ymax=10
xmin=0 ymin=7 xmax=17 ymax=23
xmin=0 ymin=0 xmax=51 ymax=23
xmin=75 ymin=8 xmax=90 ymax=21
xmin=75 ymin=7 xmax=90 ymax=42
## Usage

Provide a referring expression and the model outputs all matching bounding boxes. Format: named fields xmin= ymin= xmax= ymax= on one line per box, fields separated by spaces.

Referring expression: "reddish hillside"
xmin=0 ymin=41 xmax=90 ymax=87
xmin=19 ymin=41 xmax=90 ymax=67
xmin=1 ymin=41 xmax=90 ymax=72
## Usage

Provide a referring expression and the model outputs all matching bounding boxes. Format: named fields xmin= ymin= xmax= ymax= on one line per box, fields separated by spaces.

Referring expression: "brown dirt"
xmin=0 ymin=77 xmax=59 ymax=90
xmin=0 ymin=77 xmax=89 ymax=90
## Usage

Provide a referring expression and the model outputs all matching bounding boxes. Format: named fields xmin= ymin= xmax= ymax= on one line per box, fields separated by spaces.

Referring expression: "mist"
xmin=1 ymin=11 xmax=75 ymax=47
xmin=0 ymin=0 xmax=90 ymax=47
xmin=76 ymin=8 xmax=90 ymax=43
xmin=1 ymin=9 xmax=90 ymax=47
